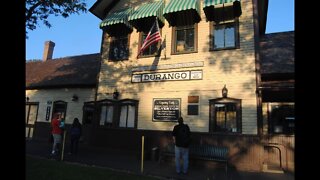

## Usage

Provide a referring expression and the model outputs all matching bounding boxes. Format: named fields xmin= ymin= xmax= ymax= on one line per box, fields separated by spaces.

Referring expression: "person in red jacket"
xmin=51 ymin=113 xmax=63 ymax=155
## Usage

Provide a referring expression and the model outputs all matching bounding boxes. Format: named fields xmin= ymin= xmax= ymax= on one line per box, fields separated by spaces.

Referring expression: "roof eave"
xmin=257 ymin=0 xmax=269 ymax=35
xmin=89 ymin=0 xmax=119 ymax=20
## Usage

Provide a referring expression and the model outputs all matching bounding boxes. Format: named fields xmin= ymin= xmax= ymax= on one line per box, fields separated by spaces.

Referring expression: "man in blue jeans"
xmin=172 ymin=117 xmax=191 ymax=175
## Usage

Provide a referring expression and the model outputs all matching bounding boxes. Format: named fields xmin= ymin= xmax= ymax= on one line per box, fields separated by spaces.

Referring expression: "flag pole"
xmin=164 ymin=35 xmax=166 ymax=59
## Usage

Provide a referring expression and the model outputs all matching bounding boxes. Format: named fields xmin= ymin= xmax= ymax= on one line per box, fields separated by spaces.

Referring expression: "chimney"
xmin=42 ymin=41 xmax=55 ymax=61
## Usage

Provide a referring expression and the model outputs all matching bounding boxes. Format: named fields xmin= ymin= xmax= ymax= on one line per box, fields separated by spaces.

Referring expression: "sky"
xmin=26 ymin=0 xmax=294 ymax=60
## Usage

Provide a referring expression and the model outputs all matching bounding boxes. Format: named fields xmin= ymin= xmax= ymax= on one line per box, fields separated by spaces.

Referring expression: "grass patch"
xmin=26 ymin=155 xmax=160 ymax=180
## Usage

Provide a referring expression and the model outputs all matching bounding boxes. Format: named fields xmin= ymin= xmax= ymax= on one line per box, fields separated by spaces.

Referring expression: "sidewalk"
xmin=26 ymin=139 xmax=294 ymax=180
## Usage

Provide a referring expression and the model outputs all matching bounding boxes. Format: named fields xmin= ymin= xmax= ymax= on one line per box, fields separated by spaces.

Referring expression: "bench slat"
xmin=160 ymin=143 xmax=229 ymax=174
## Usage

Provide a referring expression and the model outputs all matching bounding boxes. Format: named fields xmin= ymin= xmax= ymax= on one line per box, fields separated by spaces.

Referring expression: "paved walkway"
xmin=26 ymin=139 xmax=294 ymax=180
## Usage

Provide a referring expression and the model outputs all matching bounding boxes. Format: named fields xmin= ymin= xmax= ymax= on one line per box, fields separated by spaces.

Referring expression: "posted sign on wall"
xmin=153 ymin=98 xmax=181 ymax=121
xmin=132 ymin=70 xmax=202 ymax=83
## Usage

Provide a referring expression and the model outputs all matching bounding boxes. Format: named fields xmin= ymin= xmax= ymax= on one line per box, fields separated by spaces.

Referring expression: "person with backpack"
xmin=69 ymin=118 xmax=82 ymax=155
xmin=172 ymin=116 xmax=191 ymax=175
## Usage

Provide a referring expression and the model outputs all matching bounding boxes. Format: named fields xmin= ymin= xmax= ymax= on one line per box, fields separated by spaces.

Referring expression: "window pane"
xmin=185 ymin=29 xmax=194 ymax=51
xmin=215 ymin=104 xmax=226 ymax=130
xmin=26 ymin=105 xmax=29 ymax=124
xmin=100 ymin=106 xmax=107 ymax=125
xmin=214 ymin=103 xmax=238 ymax=132
xmin=119 ymin=106 xmax=128 ymax=127
xmin=175 ymin=26 xmax=194 ymax=52
xmin=83 ymin=105 xmax=94 ymax=124
xmin=109 ymin=36 xmax=129 ymax=60
xmin=225 ymin=25 xmax=235 ymax=47
xmin=270 ymin=104 xmax=294 ymax=134
xmin=226 ymin=104 xmax=237 ymax=132
xmin=214 ymin=27 xmax=224 ymax=49
xmin=176 ymin=30 xmax=186 ymax=52
xmin=28 ymin=105 xmax=38 ymax=124
xmin=106 ymin=106 xmax=114 ymax=123
xmin=127 ymin=105 xmax=135 ymax=128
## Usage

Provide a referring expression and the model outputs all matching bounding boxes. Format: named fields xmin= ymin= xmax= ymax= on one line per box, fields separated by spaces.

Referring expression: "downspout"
xmin=252 ymin=0 xmax=268 ymax=172
xmin=252 ymin=0 xmax=266 ymax=137
xmin=89 ymin=30 xmax=104 ymax=146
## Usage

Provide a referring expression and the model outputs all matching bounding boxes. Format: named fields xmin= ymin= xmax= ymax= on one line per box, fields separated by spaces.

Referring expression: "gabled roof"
xmin=260 ymin=31 xmax=294 ymax=74
xmin=26 ymin=53 xmax=101 ymax=89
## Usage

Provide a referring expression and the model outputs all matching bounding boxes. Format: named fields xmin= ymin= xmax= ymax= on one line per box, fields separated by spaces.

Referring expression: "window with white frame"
xmin=173 ymin=24 xmax=197 ymax=54
xmin=210 ymin=19 xmax=239 ymax=50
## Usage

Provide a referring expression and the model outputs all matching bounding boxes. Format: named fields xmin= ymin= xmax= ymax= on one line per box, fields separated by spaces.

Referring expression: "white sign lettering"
xmin=132 ymin=70 xmax=202 ymax=83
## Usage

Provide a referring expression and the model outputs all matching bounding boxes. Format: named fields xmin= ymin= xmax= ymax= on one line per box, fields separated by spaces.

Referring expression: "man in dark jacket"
xmin=172 ymin=116 xmax=191 ymax=174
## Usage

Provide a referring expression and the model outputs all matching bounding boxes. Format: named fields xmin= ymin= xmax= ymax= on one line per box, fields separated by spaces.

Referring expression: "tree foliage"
xmin=26 ymin=0 xmax=87 ymax=32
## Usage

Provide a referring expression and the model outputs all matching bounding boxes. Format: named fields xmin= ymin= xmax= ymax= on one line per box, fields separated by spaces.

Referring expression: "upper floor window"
xmin=172 ymin=24 xmax=197 ymax=54
xmin=138 ymin=31 xmax=161 ymax=57
xmin=109 ymin=35 xmax=129 ymax=60
xmin=210 ymin=19 xmax=239 ymax=50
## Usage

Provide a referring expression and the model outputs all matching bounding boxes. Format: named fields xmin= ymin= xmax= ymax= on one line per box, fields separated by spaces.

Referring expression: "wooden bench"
xmin=159 ymin=143 xmax=229 ymax=174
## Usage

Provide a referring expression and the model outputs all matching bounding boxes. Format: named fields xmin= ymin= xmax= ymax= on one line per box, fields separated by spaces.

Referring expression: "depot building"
xmin=26 ymin=0 xmax=294 ymax=172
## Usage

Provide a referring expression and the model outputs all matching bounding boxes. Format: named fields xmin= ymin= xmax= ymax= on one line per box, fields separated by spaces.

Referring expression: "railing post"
xmin=141 ymin=135 xmax=144 ymax=173
xmin=61 ymin=131 xmax=67 ymax=161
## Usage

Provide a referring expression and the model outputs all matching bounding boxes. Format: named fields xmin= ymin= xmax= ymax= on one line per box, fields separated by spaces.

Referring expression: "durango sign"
xmin=132 ymin=70 xmax=202 ymax=83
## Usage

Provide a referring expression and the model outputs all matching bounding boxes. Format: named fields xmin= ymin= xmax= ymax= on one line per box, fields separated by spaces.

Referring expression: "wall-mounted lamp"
xmin=222 ymin=84 xmax=228 ymax=98
xmin=26 ymin=97 xmax=29 ymax=102
xmin=113 ymin=89 xmax=119 ymax=100
xmin=72 ymin=94 xmax=79 ymax=101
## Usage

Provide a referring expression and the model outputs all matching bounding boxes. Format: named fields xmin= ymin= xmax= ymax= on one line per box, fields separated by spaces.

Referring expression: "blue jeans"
xmin=175 ymin=145 xmax=189 ymax=173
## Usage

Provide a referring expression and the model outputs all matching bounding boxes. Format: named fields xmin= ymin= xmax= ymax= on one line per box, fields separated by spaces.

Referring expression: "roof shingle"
xmin=260 ymin=31 xmax=294 ymax=74
xmin=26 ymin=53 xmax=100 ymax=89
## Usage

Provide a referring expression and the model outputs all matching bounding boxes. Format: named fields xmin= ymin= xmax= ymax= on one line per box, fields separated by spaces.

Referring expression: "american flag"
xmin=137 ymin=20 xmax=161 ymax=58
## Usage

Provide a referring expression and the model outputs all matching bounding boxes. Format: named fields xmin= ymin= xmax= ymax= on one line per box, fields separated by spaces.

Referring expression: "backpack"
xmin=70 ymin=127 xmax=81 ymax=136
xmin=178 ymin=124 xmax=191 ymax=147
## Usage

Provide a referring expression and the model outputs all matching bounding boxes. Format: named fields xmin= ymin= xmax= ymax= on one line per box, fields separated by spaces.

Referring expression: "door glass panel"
xmin=127 ymin=105 xmax=135 ymax=128
xmin=25 ymin=105 xmax=29 ymax=124
xmin=106 ymin=106 xmax=113 ymax=123
xmin=100 ymin=106 xmax=107 ymax=125
xmin=28 ymin=105 xmax=38 ymax=125
xmin=119 ymin=106 xmax=128 ymax=127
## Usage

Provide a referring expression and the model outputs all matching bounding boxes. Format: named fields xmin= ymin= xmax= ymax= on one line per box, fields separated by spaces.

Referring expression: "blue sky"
xmin=26 ymin=0 xmax=294 ymax=60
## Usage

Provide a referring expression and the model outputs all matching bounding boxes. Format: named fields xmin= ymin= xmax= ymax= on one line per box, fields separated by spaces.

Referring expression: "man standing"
xmin=172 ymin=116 xmax=191 ymax=175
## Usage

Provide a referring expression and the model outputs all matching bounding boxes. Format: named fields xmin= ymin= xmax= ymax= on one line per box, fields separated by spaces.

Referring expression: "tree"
xmin=26 ymin=0 xmax=87 ymax=33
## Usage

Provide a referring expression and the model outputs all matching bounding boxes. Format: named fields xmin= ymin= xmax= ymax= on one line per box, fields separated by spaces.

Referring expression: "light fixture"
xmin=72 ymin=94 xmax=79 ymax=101
xmin=222 ymin=85 xmax=228 ymax=98
xmin=113 ymin=89 xmax=119 ymax=100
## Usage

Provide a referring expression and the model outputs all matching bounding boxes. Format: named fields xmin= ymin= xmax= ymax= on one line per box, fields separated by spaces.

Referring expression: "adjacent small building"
xmin=26 ymin=42 xmax=100 ymax=143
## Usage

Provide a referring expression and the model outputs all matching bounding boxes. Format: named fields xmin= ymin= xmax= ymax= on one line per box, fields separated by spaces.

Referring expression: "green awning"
xmin=203 ymin=0 xmax=241 ymax=22
xmin=128 ymin=1 xmax=165 ymax=32
xmin=203 ymin=0 xmax=238 ymax=8
xmin=163 ymin=0 xmax=201 ymax=26
xmin=100 ymin=8 xmax=133 ymax=36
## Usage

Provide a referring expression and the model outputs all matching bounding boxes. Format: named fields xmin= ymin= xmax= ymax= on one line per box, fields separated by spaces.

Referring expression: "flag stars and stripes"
xmin=137 ymin=20 xmax=162 ymax=58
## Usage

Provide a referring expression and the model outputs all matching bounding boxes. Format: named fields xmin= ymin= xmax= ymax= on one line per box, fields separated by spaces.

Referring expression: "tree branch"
xmin=26 ymin=1 xmax=44 ymax=21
